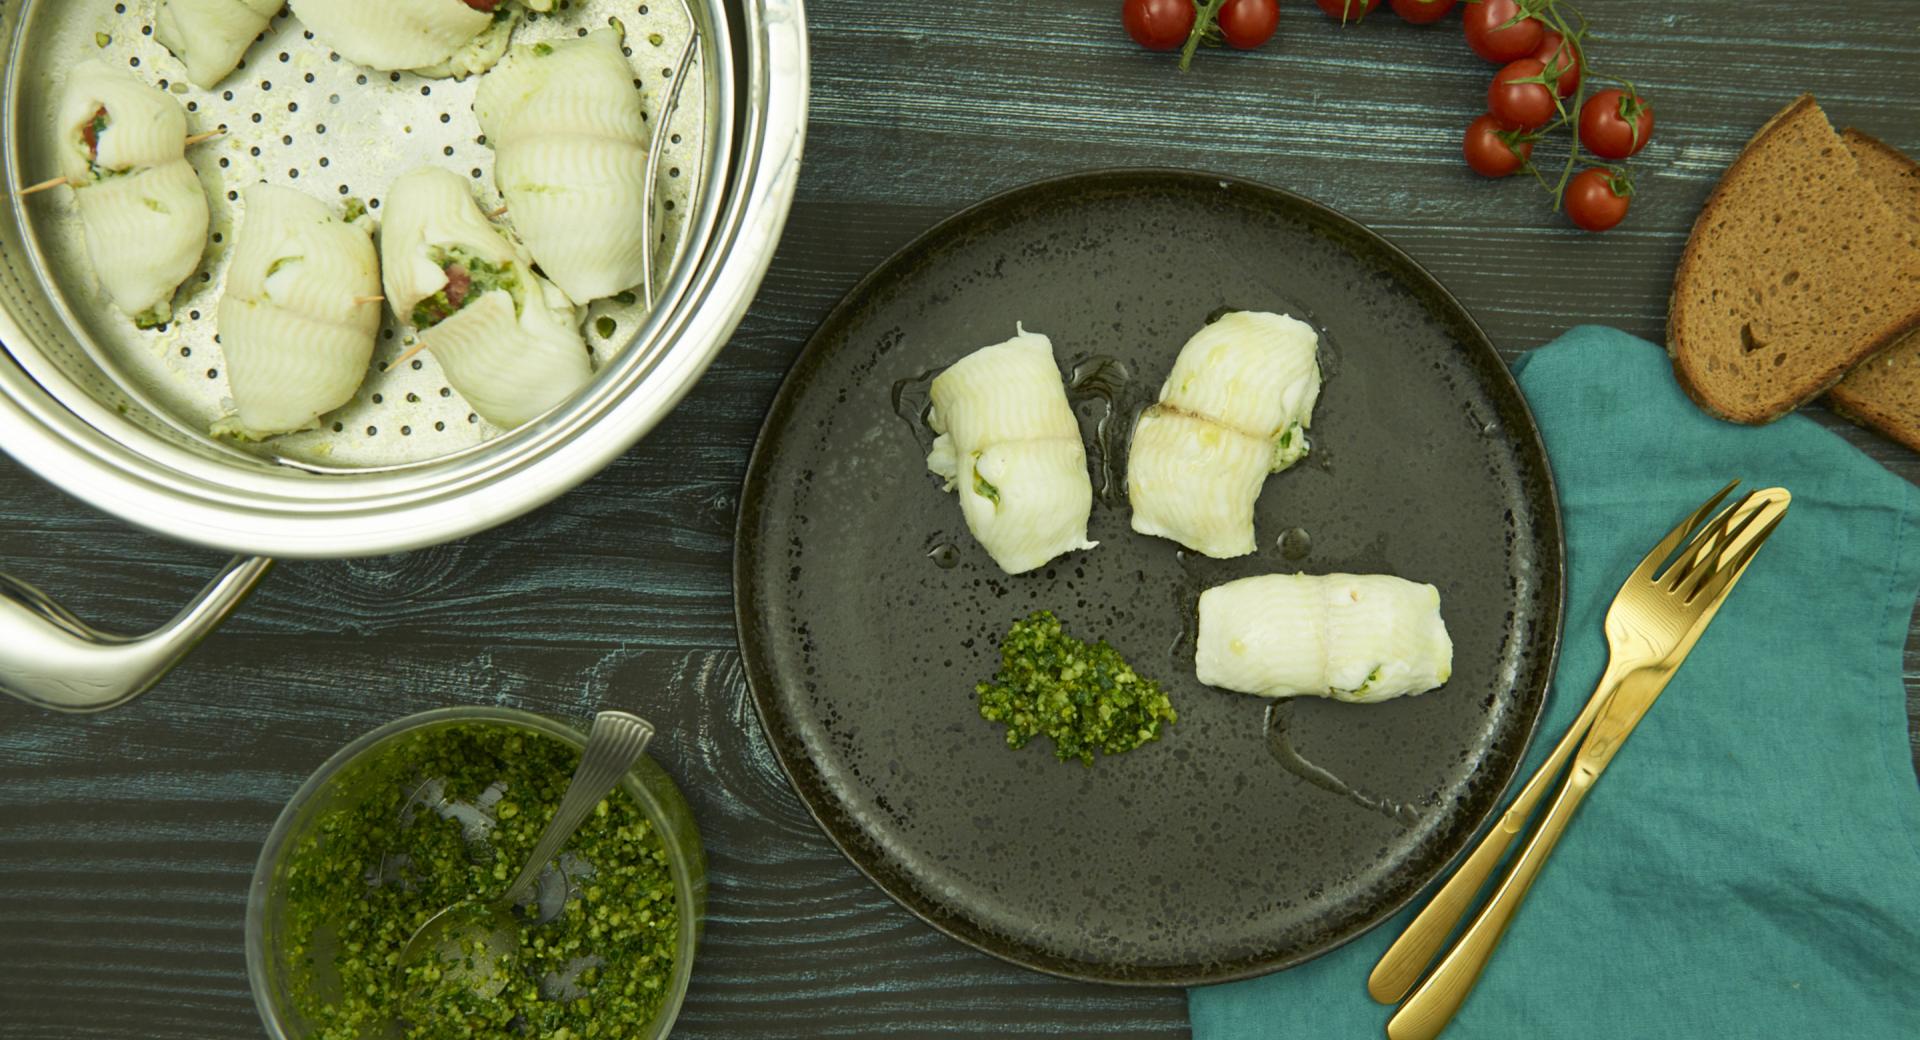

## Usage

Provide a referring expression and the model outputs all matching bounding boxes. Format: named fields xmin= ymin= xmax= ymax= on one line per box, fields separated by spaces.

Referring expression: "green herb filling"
xmin=81 ymin=107 xmax=127 ymax=181
xmin=1344 ymin=665 xmax=1385 ymax=699
xmin=411 ymin=247 xmax=521 ymax=329
xmin=1273 ymin=419 xmax=1309 ymax=470
xmin=972 ymin=466 xmax=1000 ymax=505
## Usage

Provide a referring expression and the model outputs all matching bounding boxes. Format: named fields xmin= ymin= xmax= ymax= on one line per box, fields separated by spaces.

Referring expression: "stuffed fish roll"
xmin=55 ymin=61 xmax=210 ymax=329
xmin=289 ymin=0 xmax=551 ymax=79
xmin=154 ymin=0 xmax=282 ymax=89
xmin=925 ymin=327 xmax=1097 ymax=575
xmin=381 ymin=166 xmax=592 ymax=429
xmin=214 ymin=185 xmax=381 ymax=439
xmin=474 ymin=28 xmax=650 ymax=303
xmin=1196 ymin=573 xmax=1453 ymax=704
xmin=1128 ymin=311 xmax=1322 ymax=558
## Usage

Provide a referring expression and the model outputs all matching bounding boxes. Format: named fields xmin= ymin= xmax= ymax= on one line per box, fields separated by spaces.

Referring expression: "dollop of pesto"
xmin=282 ymin=723 xmax=679 ymax=1040
xmin=976 ymin=611 xmax=1177 ymax=765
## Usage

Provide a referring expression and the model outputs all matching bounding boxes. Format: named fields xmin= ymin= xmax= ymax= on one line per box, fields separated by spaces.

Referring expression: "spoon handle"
xmin=502 ymin=711 xmax=655 ymax=905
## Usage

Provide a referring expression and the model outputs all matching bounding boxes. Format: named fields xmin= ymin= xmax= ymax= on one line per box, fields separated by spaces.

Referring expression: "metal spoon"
xmin=396 ymin=711 xmax=655 ymax=991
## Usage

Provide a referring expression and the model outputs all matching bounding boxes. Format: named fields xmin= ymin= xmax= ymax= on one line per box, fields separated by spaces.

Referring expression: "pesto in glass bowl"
xmin=247 ymin=707 xmax=705 ymax=1040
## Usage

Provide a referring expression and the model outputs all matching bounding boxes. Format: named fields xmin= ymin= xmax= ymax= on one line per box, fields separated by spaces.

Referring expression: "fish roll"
xmin=474 ymin=28 xmax=650 ymax=303
xmin=289 ymin=0 xmax=551 ymax=79
xmin=214 ymin=185 xmax=381 ymax=438
xmin=925 ymin=327 xmax=1097 ymax=574
xmin=1195 ymin=573 xmax=1453 ymax=704
xmin=55 ymin=61 xmax=211 ymax=329
xmin=381 ymin=166 xmax=592 ymax=429
xmin=154 ymin=0 xmax=281 ymax=89
xmin=1128 ymin=311 xmax=1322 ymax=558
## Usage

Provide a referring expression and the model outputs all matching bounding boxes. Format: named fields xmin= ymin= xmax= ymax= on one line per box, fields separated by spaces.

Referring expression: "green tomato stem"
xmin=1539 ymin=0 xmax=1590 ymax=209
xmin=1180 ymin=0 xmax=1229 ymax=72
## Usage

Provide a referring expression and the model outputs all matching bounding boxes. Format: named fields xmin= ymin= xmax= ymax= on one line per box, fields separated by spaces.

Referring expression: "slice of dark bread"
xmin=1668 ymin=96 xmax=1920 ymax=424
xmin=1827 ymin=129 xmax=1920 ymax=453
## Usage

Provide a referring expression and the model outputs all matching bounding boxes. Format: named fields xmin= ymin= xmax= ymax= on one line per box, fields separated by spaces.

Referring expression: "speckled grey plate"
xmin=733 ymin=170 xmax=1563 ymax=986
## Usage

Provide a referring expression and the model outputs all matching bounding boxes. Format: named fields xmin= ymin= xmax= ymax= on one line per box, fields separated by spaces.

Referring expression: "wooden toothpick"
xmin=15 ymin=176 xmax=68 ymax=198
xmin=18 ymin=128 xmax=225 ymax=198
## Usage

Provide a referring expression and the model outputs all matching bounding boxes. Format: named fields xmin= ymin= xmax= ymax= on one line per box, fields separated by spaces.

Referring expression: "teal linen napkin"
xmin=1189 ymin=326 xmax=1920 ymax=1038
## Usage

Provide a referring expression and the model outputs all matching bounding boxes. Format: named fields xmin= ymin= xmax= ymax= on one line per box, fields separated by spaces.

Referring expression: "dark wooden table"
xmin=4 ymin=2 xmax=1916 ymax=1037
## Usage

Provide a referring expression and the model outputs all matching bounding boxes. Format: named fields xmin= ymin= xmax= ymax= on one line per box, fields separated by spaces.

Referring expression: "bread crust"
xmin=1667 ymin=96 xmax=1920 ymax=424
xmin=1827 ymin=128 xmax=1920 ymax=452
xmin=1830 ymin=372 xmax=1920 ymax=453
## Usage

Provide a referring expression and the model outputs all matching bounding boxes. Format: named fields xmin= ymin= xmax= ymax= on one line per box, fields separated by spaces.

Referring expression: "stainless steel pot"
xmin=0 ymin=0 xmax=807 ymax=711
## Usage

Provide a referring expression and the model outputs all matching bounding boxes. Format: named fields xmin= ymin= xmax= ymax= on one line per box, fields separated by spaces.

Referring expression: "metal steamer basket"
xmin=0 ymin=0 xmax=807 ymax=711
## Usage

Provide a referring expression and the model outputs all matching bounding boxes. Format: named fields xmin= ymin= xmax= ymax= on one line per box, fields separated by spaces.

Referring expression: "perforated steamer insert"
xmin=0 ymin=0 xmax=808 ymax=712
xmin=11 ymin=1 xmax=710 ymax=468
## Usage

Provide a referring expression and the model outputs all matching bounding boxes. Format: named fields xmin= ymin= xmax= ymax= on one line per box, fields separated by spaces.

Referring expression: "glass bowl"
xmin=246 ymin=707 xmax=706 ymax=1039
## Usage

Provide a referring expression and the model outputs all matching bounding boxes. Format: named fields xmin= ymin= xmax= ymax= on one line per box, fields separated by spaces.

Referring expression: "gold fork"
xmin=1369 ymin=479 xmax=1743 ymax=1002
xmin=1380 ymin=482 xmax=1791 ymax=1040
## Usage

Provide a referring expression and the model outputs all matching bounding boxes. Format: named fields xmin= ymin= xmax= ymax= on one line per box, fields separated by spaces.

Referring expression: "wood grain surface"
xmin=3 ymin=2 xmax=1917 ymax=1037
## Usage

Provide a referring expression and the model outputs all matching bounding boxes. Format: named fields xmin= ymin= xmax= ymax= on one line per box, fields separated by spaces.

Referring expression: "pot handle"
xmin=0 ymin=556 xmax=272 ymax=713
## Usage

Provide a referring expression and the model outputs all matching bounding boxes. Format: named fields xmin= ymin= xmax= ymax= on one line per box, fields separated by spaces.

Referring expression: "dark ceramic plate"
xmin=734 ymin=170 xmax=1563 ymax=986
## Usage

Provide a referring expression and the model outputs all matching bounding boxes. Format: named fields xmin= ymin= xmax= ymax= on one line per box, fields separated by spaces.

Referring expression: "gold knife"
xmin=1386 ymin=486 xmax=1791 ymax=1040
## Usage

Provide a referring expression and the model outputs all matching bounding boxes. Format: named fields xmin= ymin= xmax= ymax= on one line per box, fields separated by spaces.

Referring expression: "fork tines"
xmin=1658 ymin=486 xmax=1791 ymax=603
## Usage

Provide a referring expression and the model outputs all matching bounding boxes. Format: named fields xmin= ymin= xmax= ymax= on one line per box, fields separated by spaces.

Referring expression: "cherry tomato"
xmin=1579 ymin=89 xmax=1655 ymax=159
xmin=1463 ymin=113 xmax=1534 ymax=177
xmin=1463 ymin=0 xmax=1543 ymax=63
xmin=1533 ymin=30 xmax=1582 ymax=98
xmin=1488 ymin=59 xmax=1556 ymax=131
xmin=1563 ymin=168 xmax=1632 ymax=231
xmin=1123 ymin=0 xmax=1196 ymax=51
xmin=1219 ymin=0 xmax=1280 ymax=48
xmin=1389 ymin=0 xmax=1456 ymax=24
xmin=1314 ymin=0 xmax=1381 ymax=23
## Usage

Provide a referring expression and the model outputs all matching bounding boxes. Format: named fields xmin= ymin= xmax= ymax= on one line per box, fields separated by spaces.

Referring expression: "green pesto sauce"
xmin=976 ymin=611 xmax=1176 ymax=765
xmin=283 ymin=723 xmax=678 ymax=1040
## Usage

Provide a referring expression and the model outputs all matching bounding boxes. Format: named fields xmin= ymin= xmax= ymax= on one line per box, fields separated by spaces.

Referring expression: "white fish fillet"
xmin=925 ymin=327 xmax=1096 ymax=575
xmin=56 ymin=60 xmax=210 ymax=328
xmin=154 ymin=0 xmax=282 ymax=89
xmin=475 ymin=28 xmax=650 ymax=303
xmin=289 ymin=0 xmax=517 ymax=75
xmin=1128 ymin=311 xmax=1322 ymax=558
xmin=1196 ymin=573 xmax=1453 ymax=704
xmin=380 ymin=166 xmax=591 ymax=429
xmin=215 ymin=185 xmax=381 ymax=438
